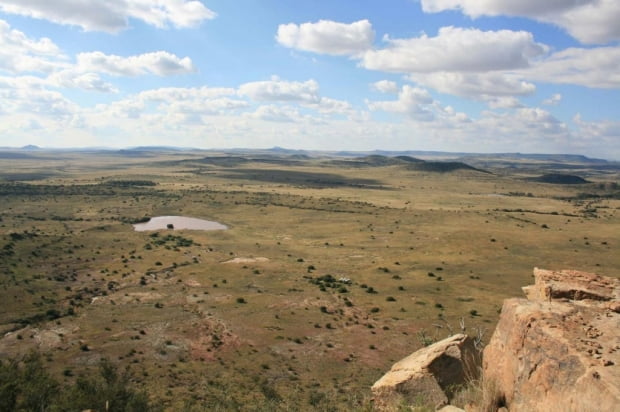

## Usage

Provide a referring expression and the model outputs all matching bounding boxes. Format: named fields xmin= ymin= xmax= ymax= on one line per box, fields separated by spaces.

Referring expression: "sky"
xmin=0 ymin=1 xmax=619 ymax=159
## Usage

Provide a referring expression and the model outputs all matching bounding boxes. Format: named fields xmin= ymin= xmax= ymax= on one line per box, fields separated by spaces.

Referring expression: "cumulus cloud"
xmin=0 ymin=78 xmax=78 ymax=118
xmin=420 ymin=0 xmax=620 ymax=44
xmin=138 ymin=87 xmax=237 ymax=101
xmin=367 ymin=85 xmax=436 ymax=121
xmin=103 ymin=86 xmax=246 ymax=119
xmin=239 ymin=77 xmax=320 ymax=103
xmin=306 ymin=97 xmax=354 ymax=115
xmin=362 ymin=27 xmax=547 ymax=73
xmin=486 ymin=97 xmax=524 ymax=109
xmin=276 ymin=19 xmax=374 ymax=55
xmin=48 ymin=71 xmax=118 ymax=93
xmin=0 ymin=19 xmax=64 ymax=73
xmin=0 ymin=0 xmax=216 ymax=33
xmin=371 ymin=80 xmax=399 ymax=94
xmin=409 ymin=72 xmax=536 ymax=99
xmin=573 ymin=114 xmax=620 ymax=151
xmin=470 ymin=107 xmax=570 ymax=153
xmin=0 ymin=18 xmax=197 ymax=95
xmin=42 ymin=50 xmax=196 ymax=93
xmin=358 ymin=27 xmax=562 ymax=103
xmin=542 ymin=93 xmax=562 ymax=106
xmin=75 ymin=51 xmax=195 ymax=76
xmin=523 ymin=46 xmax=620 ymax=88
xmin=248 ymin=105 xmax=303 ymax=123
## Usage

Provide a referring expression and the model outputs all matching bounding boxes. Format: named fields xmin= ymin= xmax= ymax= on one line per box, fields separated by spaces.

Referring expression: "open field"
xmin=1 ymin=149 xmax=619 ymax=410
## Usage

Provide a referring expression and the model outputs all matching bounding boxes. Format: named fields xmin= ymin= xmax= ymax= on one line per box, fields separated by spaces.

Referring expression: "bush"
xmin=0 ymin=354 xmax=158 ymax=411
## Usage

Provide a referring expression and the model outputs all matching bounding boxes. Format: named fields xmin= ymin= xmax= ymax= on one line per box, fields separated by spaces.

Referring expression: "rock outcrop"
xmin=372 ymin=334 xmax=479 ymax=410
xmin=483 ymin=268 xmax=620 ymax=412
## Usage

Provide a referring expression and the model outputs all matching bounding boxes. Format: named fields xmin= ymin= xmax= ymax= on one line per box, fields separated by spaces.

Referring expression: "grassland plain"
xmin=0 ymin=149 xmax=618 ymax=410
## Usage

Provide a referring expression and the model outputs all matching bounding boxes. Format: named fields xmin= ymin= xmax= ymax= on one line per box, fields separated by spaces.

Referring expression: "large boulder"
xmin=483 ymin=268 xmax=620 ymax=411
xmin=372 ymin=334 xmax=480 ymax=410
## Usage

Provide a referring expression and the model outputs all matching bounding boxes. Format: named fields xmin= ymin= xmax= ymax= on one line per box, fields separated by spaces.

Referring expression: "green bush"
xmin=0 ymin=353 xmax=158 ymax=411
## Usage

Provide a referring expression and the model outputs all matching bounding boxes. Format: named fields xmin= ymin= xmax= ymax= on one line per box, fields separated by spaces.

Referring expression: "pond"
xmin=133 ymin=216 xmax=228 ymax=231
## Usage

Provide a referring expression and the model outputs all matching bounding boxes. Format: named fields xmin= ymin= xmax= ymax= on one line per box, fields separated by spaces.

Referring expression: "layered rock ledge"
xmin=372 ymin=268 xmax=619 ymax=411
xmin=483 ymin=268 xmax=619 ymax=411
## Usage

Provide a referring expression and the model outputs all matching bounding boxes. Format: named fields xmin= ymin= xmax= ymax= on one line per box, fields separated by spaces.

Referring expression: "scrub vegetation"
xmin=0 ymin=148 xmax=618 ymax=410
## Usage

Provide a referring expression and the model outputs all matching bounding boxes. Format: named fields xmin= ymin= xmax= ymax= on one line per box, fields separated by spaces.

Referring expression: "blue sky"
xmin=0 ymin=1 xmax=619 ymax=159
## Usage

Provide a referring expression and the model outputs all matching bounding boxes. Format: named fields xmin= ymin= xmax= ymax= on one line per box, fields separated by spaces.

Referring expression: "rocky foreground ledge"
xmin=372 ymin=268 xmax=620 ymax=411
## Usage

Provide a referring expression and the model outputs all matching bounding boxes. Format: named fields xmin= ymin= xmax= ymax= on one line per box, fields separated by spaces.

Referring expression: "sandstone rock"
xmin=438 ymin=406 xmax=466 ymax=412
xmin=522 ymin=268 xmax=619 ymax=304
xmin=372 ymin=334 xmax=480 ymax=410
xmin=483 ymin=268 xmax=620 ymax=412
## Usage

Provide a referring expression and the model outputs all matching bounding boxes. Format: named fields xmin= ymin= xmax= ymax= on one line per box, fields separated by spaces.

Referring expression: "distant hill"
xmin=324 ymin=154 xmax=487 ymax=173
xmin=394 ymin=155 xmax=425 ymax=164
xmin=469 ymin=153 xmax=608 ymax=164
xmin=21 ymin=145 xmax=40 ymax=150
xmin=528 ymin=174 xmax=590 ymax=184
xmin=409 ymin=161 xmax=488 ymax=173
xmin=123 ymin=146 xmax=189 ymax=152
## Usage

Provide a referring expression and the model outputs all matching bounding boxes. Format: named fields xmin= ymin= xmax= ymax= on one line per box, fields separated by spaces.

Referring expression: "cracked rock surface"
xmin=483 ymin=268 xmax=620 ymax=412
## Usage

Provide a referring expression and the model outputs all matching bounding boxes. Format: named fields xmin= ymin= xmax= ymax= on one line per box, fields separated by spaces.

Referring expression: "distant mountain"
xmin=21 ymin=145 xmax=40 ymax=150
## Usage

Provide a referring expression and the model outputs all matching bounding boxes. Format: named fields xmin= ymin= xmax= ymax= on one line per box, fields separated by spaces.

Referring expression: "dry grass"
xmin=0 ymin=150 xmax=618 ymax=410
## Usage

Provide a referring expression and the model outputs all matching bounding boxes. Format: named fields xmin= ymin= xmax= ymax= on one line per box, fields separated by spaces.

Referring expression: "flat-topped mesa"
xmin=484 ymin=268 xmax=620 ymax=412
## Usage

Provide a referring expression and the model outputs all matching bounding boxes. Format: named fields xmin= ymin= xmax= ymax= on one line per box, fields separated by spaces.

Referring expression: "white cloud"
xmin=166 ymin=97 xmax=249 ymax=116
xmin=523 ymin=46 xmax=620 ymax=88
xmin=0 ymin=0 xmax=216 ymax=33
xmin=420 ymin=0 xmax=589 ymax=16
xmin=99 ymin=86 xmax=246 ymax=119
xmin=0 ymin=77 xmax=78 ymax=118
xmin=138 ymin=86 xmax=237 ymax=102
xmin=239 ymin=77 xmax=320 ymax=103
xmin=247 ymin=105 xmax=303 ymax=123
xmin=573 ymin=114 xmax=620 ymax=151
xmin=409 ymin=72 xmax=536 ymax=99
xmin=0 ymin=19 xmax=64 ymax=73
xmin=486 ymin=97 xmax=524 ymax=109
xmin=306 ymin=97 xmax=354 ymax=115
xmin=0 ymin=19 xmax=196 ymax=94
xmin=362 ymin=26 xmax=547 ymax=73
xmin=371 ymin=80 xmax=399 ymax=94
xmin=515 ymin=107 xmax=564 ymax=129
xmin=542 ymin=93 xmax=562 ymax=106
xmin=48 ymin=71 xmax=118 ymax=93
xmin=75 ymin=51 xmax=195 ymax=76
xmin=420 ymin=0 xmax=620 ymax=44
xmin=367 ymin=85 xmax=436 ymax=121
xmin=276 ymin=19 xmax=374 ymax=56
